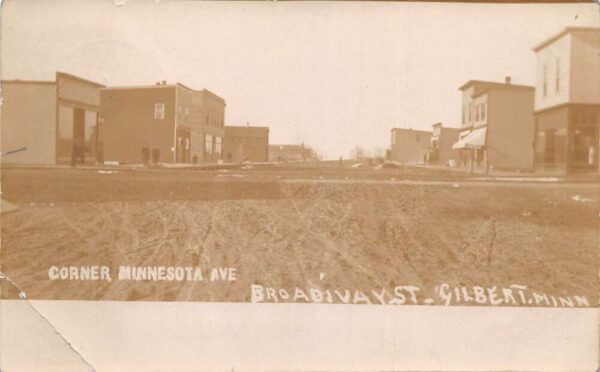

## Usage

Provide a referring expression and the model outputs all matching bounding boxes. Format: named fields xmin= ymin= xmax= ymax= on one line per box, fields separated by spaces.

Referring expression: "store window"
xmin=468 ymin=103 xmax=472 ymax=122
xmin=555 ymin=59 xmax=560 ymax=93
xmin=215 ymin=136 xmax=222 ymax=155
xmin=539 ymin=128 xmax=566 ymax=166
xmin=84 ymin=110 xmax=98 ymax=161
xmin=57 ymin=106 xmax=74 ymax=164
xmin=543 ymin=65 xmax=548 ymax=97
xmin=205 ymin=134 xmax=213 ymax=154
xmin=476 ymin=148 xmax=485 ymax=165
xmin=57 ymin=106 xmax=98 ymax=164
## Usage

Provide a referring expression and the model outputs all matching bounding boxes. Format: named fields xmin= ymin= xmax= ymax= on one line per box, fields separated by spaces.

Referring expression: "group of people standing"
xmin=70 ymin=142 xmax=160 ymax=167
xmin=142 ymin=144 xmax=161 ymax=167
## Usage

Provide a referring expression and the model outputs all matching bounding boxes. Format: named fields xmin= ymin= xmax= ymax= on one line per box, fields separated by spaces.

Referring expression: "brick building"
xmin=100 ymin=82 xmax=225 ymax=164
xmin=223 ymin=125 xmax=269 ymax=163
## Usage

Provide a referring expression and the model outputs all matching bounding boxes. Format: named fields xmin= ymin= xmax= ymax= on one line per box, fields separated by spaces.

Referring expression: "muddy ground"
xmin=1 ymin=165 xmax=598 ymax=306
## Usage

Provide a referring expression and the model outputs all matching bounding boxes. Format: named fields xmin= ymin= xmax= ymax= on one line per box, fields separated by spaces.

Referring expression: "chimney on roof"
xmin=505 ymin=76 xmax=512 ymax=85
xmin=155 ymin=82 xmax=161 ymax=86
xmin=162 ymin=80 xmax=167 ymax=85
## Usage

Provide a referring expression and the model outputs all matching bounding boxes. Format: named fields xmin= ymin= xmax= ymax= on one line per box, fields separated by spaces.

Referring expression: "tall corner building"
xmin=100 ymin=82 xmax=226 ymax=164
xmin=532 ymin=27 xmax=600 ymax=174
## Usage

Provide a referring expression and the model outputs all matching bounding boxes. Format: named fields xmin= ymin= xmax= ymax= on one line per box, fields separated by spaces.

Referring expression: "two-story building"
xmin=388 ymin=128 xmax=432 ymax=165
xmin=428 ymin=122 xmax=460 ymax=166
xmin=1 ymin=72 xmax=104 ymax=165
xmin=532 ymin=27 xmax=600 ymax=174
xmin=452 ymin=78 xmax=535 ymax=173
xmin=223 ymin=125 xmax=270 ymax=163
xmin=100 ymin=82 xmax=226 ymax=164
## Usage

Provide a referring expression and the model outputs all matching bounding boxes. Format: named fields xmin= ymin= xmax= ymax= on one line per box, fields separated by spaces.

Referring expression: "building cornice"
xmin=532 ymin=27 xmax=600 ymax=52
xmin=56 ymin=71 xmax=105 ymax=88
xmin=390 ymin=128 xmax=433 ymax=135
xmin=534 ymin=102 xmax=600 ymax=115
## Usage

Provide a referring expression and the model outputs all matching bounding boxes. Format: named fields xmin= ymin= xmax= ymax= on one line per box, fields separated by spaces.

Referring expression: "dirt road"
xmin=1 ymin=166 xmax=598 ymax=306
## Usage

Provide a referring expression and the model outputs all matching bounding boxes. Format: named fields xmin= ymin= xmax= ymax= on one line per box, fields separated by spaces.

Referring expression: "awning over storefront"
xmin=452 ymin=127 xmax=487 ymax=149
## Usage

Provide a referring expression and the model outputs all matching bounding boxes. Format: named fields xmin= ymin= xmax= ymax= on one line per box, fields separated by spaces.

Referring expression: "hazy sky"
xmin=2 ymin=0 xmax=598 ymax=159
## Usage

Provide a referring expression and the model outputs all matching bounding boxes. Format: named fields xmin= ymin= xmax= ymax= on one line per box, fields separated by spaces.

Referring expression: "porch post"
xmin=485 ymin=148 xmax=489 ymax=175
xmin=469 ymin=147 xmax=474 ymax=174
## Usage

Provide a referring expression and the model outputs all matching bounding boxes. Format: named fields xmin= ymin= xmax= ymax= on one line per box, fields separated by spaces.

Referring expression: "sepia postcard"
xmin=0 ymin=0 xmax=599 ymax=371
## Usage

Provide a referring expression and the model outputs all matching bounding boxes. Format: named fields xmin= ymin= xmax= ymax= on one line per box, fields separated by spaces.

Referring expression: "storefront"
xmin=534 ymin=105 xmax=599 ymax=174
xmin=55 ymin=72 xmax=104 ymax=165
xmin=56 ymin=105 xmax=100 ymax=165
xmin=1 ymin=72 xmax=103 ymax=165
xmin=452 ymin=127 xmax=487 ymax=173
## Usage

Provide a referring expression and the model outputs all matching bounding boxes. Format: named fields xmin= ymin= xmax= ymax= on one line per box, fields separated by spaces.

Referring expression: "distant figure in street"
xmin=142 ymin=144 xmax=150 ymax=166
xmin=95 ymin=142 xmax=104 ymax=166
xmin=192 ymin=153 xmax=198 ymax=164
xmin=227 ymin=152 xmax=232 ymax=163
xmin=151 ymin=145 xmax=160 ymax=167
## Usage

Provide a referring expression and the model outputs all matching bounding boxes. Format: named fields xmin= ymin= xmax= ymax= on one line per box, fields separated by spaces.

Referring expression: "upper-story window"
xmin=543 ymin=64 xmax=548 ymax=97
xmin=475 ymin=104 xmax=480 ymax=121
xmin=555 ymin=59 xmax=560 ymax=93
xmin=462 ymin=106 xmax=465 ymax=125
xmin=468 ymin=103 xmax=472 ymax=122
xmin=481 ymin=104 xmax=486 ymax=121
xmin=154 ymin=103 xmax=165 ymax=120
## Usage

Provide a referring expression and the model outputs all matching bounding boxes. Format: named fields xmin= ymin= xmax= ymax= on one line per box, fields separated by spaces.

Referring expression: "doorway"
xmin=176 ymin=128 xmax=191 ymax=163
